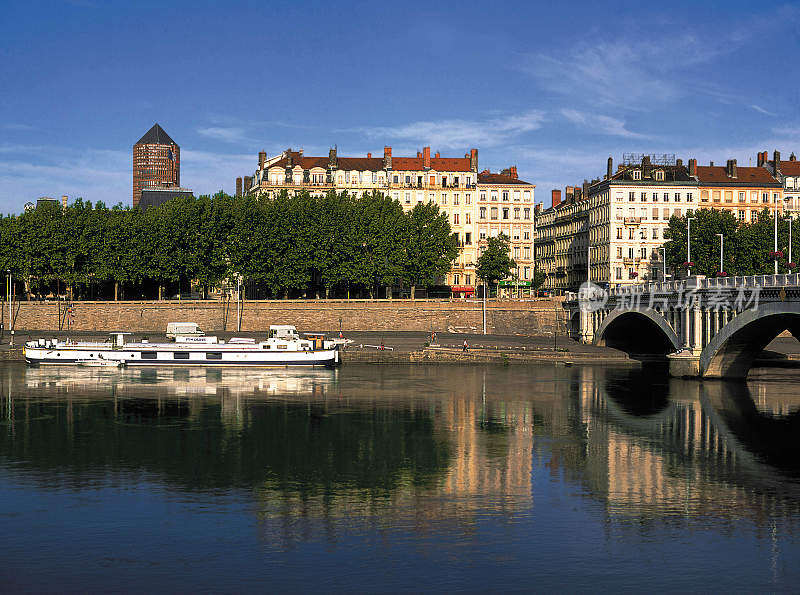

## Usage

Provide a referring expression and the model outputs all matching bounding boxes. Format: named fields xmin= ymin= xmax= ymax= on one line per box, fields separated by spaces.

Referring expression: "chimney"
xmin=535 ymin=203 xmax=542 ymax=214
xmin=286 ymin=149 xmax=293 ymax=168
xmin=791 ymin=152 xmax=797 ymax=162
xmin=758 ymin=151 xmax=766 ymax=167
xmin=243 ymin=176 xmax=253 ymax=193
xmin=328 ymin=147 xmax=337 ymax=168
xmin=384 ymin=146 xmax=392 ymax=169
xmin=435 ymin=152 xmax=440 ymax=158
xmin=551 ymin=189 xmax=562 ymax=208
xmin=417 ymin=151 xmax=422 ymax=158
xmin=61 ymin=195 xmax=68 ymax=209
xmin=582 ymin=180 xmax=590 ymax=199
xmin=642 ymin=155 xmax=651 ymax=166
xmin=731 ymin=159 xmax=737 ymax=178
xmin=676 ymin=158 xmax=683 ymax=168
xmin=774 ymin=150 xmax=781 ymax=173
xmin=709 ymin=161 xmax=714 ymax=167
xmin=688 ymin=159 xmax=697 ymax=177
xmin=423 ymin=146 xmax=431 ymax=169
xmin=236 ymin=177 xmax=243 ymax=197
xmin=606 ymin=156 xmax=613 ymax=179
xmin=509 ymin=166 xmax=518 ymax=179
xmin=258 ymin=151 xmax=266 ymax=168
xmin=470 ymin=148 xmax=478 ymax=172
xmin=367 ymin=152 xmax=372 ymax=159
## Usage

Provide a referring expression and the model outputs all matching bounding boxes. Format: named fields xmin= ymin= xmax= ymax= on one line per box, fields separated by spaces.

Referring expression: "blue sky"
xmin=2 ymin=0 xmax=800 ymax=212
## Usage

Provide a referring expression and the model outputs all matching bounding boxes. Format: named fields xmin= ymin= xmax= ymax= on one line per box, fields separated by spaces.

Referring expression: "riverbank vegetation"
xmin=0 ymin=191 xmax=459 ymax=300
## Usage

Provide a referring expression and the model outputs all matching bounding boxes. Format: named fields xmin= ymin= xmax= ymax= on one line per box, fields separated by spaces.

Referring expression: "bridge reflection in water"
xmin=2 ymin=363 xmax=800 ymax=544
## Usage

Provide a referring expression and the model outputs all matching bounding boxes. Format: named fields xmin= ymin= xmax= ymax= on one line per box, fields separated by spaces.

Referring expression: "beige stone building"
xmin=239 ymin=146 xmax=534 ymax=295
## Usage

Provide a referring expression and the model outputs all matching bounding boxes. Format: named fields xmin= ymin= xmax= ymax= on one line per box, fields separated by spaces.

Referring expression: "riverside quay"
xmin=564 ymin=273 xmax=800 ymax=379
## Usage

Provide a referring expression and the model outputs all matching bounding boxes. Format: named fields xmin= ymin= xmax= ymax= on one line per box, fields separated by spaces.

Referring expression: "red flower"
xmin=789 ymin=262 xmax=797 ymax=269
xmin=715 ymin=271 xmax=728 ymax=277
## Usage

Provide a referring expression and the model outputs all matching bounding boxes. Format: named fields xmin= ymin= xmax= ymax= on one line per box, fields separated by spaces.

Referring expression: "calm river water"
xmin=1 ymin=362 xmax=800 ymax=592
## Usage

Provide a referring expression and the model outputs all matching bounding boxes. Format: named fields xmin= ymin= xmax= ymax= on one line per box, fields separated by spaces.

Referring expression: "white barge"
xmin=23 ymin=325 xmax=340 ymax=368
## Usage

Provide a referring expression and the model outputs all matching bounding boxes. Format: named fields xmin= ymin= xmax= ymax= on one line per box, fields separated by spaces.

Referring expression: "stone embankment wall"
xmin=7 ymin=298 xmax=566 ymax=336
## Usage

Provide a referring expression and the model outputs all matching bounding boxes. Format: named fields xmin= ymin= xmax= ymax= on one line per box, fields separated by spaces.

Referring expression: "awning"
xmin=451 ymin=286 xmax=476 ymax=293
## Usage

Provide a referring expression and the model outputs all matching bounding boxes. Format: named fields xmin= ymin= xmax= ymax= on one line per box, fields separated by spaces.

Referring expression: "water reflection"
xmin=2 ymin=363 xmax=800 ymax=547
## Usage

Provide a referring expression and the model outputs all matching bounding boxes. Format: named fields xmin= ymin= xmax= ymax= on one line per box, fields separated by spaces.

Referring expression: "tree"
xmin=476 ymin=233 xmax=515 ymax=295
xmin=402 ymin=202 xmax=459 ymax=298
xmin=664 ymin=208 xmax=738 ymax=277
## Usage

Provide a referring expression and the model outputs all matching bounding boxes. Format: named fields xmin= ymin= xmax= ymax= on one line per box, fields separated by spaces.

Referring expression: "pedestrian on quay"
xmin=462 ymin=339 xmax=468 ymax=352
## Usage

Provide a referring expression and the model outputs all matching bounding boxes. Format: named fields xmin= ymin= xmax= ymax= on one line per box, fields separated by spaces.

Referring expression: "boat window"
xmin=173 ymin=352 xmax=190 ymax=360
xmin=207 ymin=352 xmax=222 ymax=360
xmin=277 ymin=344 xmax=287 ymax=350
xmin=262 ymin=345 xmax=271 ymax=349
xmin=142 ymin=352 xmax=157 ymax=359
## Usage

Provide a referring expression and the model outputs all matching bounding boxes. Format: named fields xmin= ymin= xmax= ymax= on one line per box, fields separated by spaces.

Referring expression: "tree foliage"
xmin=1 ymin=190 xmax=458 ymax=299
xmin=664 ymin=207 xmax=800 ymax=277
xmin=476 ymin=233 xmax=516 ymax=286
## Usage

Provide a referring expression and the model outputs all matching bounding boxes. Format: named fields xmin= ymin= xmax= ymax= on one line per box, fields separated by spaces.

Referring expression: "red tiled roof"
xmin=696 ymin=165 xmax=780 ymax=185
xmin=777 ymin=160 xmax=800 ymax=176
xmin=391 ymin=157 xmax=472 ymax=172
xmin=477 ymin=173 xmax=533 ymax=186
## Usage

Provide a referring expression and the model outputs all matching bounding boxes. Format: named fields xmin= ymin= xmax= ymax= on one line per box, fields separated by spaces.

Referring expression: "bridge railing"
xmin=565 ymin=273 xmax=800 ymax=302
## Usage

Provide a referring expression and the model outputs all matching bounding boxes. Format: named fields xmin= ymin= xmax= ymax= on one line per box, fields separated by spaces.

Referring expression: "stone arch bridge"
xmin=563 ymin=274 xmax=800 ymax=379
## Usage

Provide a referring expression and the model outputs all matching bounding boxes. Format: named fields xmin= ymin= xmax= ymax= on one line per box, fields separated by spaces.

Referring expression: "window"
xmin=491 ymin=191 xmax=498 ymax=201
xmin=404 ymin=192 xmax=411 ymax=204
xmin=751 ymin=191 xmax=758 ymax=203
xmin=490 ymin=207 xmax=498 ymax=220
xmin=453 ymin=213 xmax=459 ymax=225
xmin=523 ymin=231 xmax=530 ymax=240
xmin=739 ymin=192 xmax=746 ymax=202
xmin=453 ymin=193 xmax=459 ymax=205
xmin=479 ymin=230 xmax=486 ymax=240
xmin=616 ymin=247 xmax=623 ymax=257
xmin=465 ymin=232 xmax=472 ymax=245
xmin=628 ymin=229 xmax=635 ymax=239
xmin=674 ymin=193 xmax=681 ymax=202
xmin=430 ymin=193 xmax=436 ymax=202
xmin=502 ymin=208 xmax=509 ymax=220
xmin=513 ymin=191 xmax=521 ymax=201
xmin=502 ymin=191 xmax=509 ymax=201
xmin=142 ymin=352 xmax=157 ymax=360
xmin=453 ymin=274 xmax=460 ymax=285
xmin=465 ymin=193 xmax=471 ymax=204
xmin=652 ymin=228 xmax=659 ymax=239
xmin=640 ymin=192 xmax=647 ymax=201
xmin=174 ymin=352 xmax=190 ymax=360
xmin=405 ymin=175 xmax=411 ymax=184
xmin=724 ymin=191 xmax=733 ymax=203
xmin=466 ymin=213 xmax=471 ymax=224
xmin=763 ymin=192 xmax=770 ymax=203
xmin=663 ymin=208 xmax=669 ymax=219
xmin=514 ymin=247 xmax=520 ymax=258
xmin=652 ymin=208 xmax=659 ymax=219
xmin=207 ymin=352 xmax=222 ymax=360
xmin=739 ymin=210 xmax=746 ymax=221
xmin=466 ymin=274 xmax=471 ymax=284
xmin=523 ymin=267 xmax=529 ymax=279
xmin=523 ymin=191 xmax=531 ymax=201
xmin=655 ymin=170 xmax=664 ymax=181
xmin=616 ymin=267 xmax=623 ymax=280
xmin=523 ymin=208 xmax=530 ymax=219
xmin=629 ymin=192 xmax=635 ymax=201
xmin=524 ymin=247 xmax=530 ymax=259
xmin=514 ymin=208 xmax=521 ymax=219
xmin=480 ymin=207 xmax=487 ymax=219
xmin=701 ymin=190 xmax=709 ymax=202
xmin=616 ymin=228 xmax=623 ymax=239
xmin=633 ymin=169 xmax=642 ymax=180
xmin=480 ymin=192 xmax=487 ymax=201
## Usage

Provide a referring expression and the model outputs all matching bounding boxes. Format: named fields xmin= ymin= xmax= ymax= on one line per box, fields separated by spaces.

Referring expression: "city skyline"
xmin=2 ymin=1 xmax=800 ymax=211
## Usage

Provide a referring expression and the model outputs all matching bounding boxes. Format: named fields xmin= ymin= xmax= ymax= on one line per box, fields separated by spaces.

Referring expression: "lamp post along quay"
xmin=716 ymin=233 xmax=724 ymax=274
xmin=687 ymin=217 xmax=696 ymax=277
xmin=775 ymin=191 xmax=779 ymax=275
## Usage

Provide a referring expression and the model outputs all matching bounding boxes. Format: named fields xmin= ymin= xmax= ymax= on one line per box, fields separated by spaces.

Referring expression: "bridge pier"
xmin=667 ymin=351 xmax=701 ymax=377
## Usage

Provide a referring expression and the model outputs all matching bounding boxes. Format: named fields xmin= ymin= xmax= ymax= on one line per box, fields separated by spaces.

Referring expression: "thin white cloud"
xmin=356 ymin=110 xmax=546 ymax=149
xmin=197 ymin=126 xmax=249 ymax=143
xmin=2 ymin=123 xmax=36 ymax=131
xmin=560 ymin=109 xmax=646 ymax=138
xmin=751 ymin=104 xmax=777 ymax=116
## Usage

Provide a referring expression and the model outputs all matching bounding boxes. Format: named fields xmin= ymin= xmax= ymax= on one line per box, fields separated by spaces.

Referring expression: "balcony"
xmin=623 ymin=217 xmax=642 ymax=225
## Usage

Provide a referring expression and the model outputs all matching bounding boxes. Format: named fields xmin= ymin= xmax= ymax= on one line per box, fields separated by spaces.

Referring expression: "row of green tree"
xmin=664 ymin=208 xmax=800 ymax=278
xmin=0 ymin=191 xmax=464 ymax=300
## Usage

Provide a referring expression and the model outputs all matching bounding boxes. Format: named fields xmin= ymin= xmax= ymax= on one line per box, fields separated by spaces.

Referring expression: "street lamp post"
xmin=774 ymin=191 xmax=779 ymax=275
xmin=687 ymin=217 xmax=696 ymax=277
xmin=789 ymin=215 xmax=794 ymax=268
xmin=716 ymin=233 xmax=724 ymax=274
xmin=659 ymin=247 xmax=667 ymax=281
xmin=6 ymin=270 xmax=11 ymax=347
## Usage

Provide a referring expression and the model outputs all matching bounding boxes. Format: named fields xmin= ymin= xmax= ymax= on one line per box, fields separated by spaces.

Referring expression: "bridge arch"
xmin=594 ymin=308 xmax=681 ymax=355
xmin=701 ymin=302 xmax=800 ymax=379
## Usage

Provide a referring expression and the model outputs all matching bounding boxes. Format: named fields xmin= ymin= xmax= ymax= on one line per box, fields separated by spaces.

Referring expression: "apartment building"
xmin=696 ymin=155 xmax=783 ymax=222
xmin=760 ymin=150 xmax=797 ymax=216
xmin=240 ymin=146 xmax=534 ymax=294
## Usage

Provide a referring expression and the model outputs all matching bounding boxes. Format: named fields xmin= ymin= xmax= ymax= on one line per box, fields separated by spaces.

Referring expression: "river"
xmin=1 ymin=362 xmax=799 ymax=591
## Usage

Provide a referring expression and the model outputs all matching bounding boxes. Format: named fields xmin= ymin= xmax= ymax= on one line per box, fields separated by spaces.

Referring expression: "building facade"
xmin=133 ymin=123 xmax=180 ymax=208
xmin=239 ymin=147 xmax=534 ymax=294
xmin=696 ymin=156 xmax=783 ymax=222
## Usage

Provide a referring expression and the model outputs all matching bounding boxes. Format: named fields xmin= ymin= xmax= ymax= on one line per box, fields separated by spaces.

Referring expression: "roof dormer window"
xmin=632 ymin=169 xmax=642 ymax=181
xmin=655 ymin=170 xmax=665 ymax=181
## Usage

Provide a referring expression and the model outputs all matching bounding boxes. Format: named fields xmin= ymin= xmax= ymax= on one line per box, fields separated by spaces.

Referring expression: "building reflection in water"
xmin=3 ymin=362 xmax=800 ymax=546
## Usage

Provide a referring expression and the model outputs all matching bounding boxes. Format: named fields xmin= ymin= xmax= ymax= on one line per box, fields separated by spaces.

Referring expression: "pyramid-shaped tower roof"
xmin=135 ymin=123 xmax=177 ymax=146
